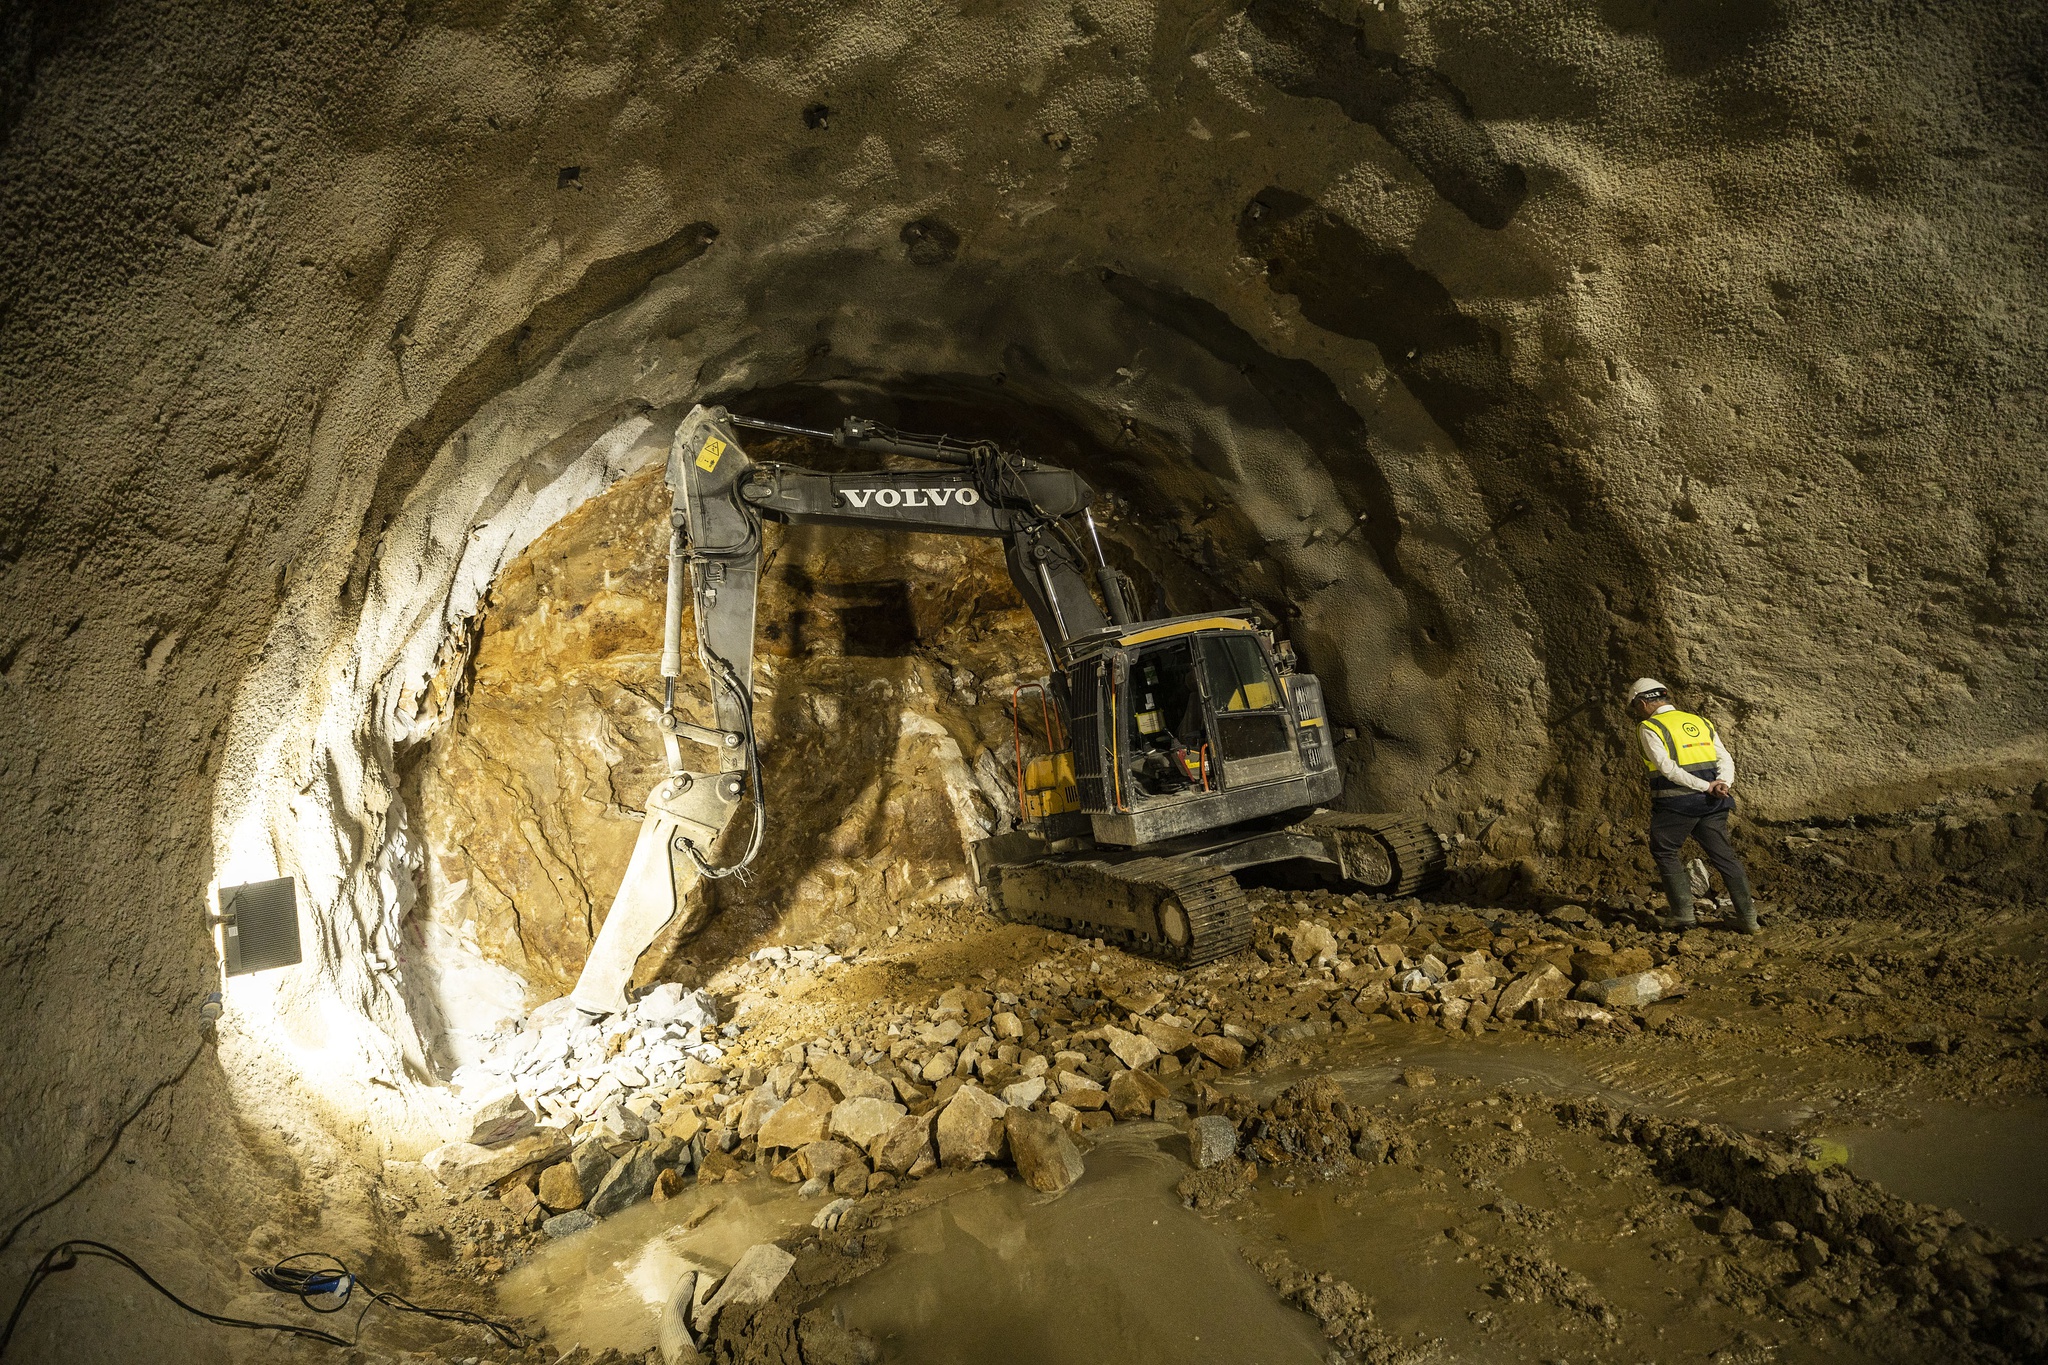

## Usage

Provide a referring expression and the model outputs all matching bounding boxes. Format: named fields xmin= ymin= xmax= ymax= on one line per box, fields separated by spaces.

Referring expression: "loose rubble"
xmin=386 ymin=880 xmax=2048 ymax=1365
xmin=418 ymin=896 xmax=1720 ymax=1236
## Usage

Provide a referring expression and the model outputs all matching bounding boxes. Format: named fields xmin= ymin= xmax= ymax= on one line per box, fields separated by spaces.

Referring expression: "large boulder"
xmin=693 ymin=1243 xmax=796 ymax=1338
xmin=1106 ymin=1068 xmax=1168 ymax=1121
xmin=810 ymin=1053 xmax=897 ymax=1104
xmin=736 ymin=1084 xmax=784 ymax=1141
xmin=1289 ymin=920 xmax=1340 ymax=966
xmin=536 ymin=1160 xmax=586 ymax=1211
xmin=570 ymin=1136 xmax=615 ymax=1193
xmin=423 ymin=1128 xmax=571 ymax=1195
xmin=828 ymin=1096 xmax=906 ymax=1150
xmin=757 ymin=1084 xmax=835 ymax=1151
xmin=793 ymin=1139 xmax=859 ymax=1182
xmin=595 ymin=1099 xmax=649 ymax=1145
xmin=461 ymin=1085 xmax=537 ymax=1146
xmin=870 ymin=1111 xmax=937 ymax=1175
xmin=1580 ymin=967 xmax=1682 ymax=1009
xmin=1000 ymin=1076 xmax=1047 ymax=1109
xmin=1004 ymin=1109 xmax=1085 ymax=1193
xmin=1137 ymin=1015 xmax=1197 ymax=1055
xmin=1495 ymin=965 xmax=1572 ymax=1018
xmin=1193 ymin=1034 xmax=1245 ymax=1069
xmin=1188 ymin=1115 xmax=1238 ymax=1169
xmin=589 ymin=1144 xmax=662 ymax=1217
xmin=936 ymin=1084 xmax=1009 ymax=1165
xmin=1101 ymin=1025 xmax=1160 ymax=1071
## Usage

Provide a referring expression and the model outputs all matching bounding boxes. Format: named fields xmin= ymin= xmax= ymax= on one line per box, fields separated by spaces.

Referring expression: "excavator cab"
xmin=1009 ymin=616 xmax=1342 ymax=847
xmin=986 ymin=613 xmax=1441 ymax=965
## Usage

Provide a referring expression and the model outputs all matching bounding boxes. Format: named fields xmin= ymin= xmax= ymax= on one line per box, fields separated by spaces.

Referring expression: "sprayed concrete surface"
xmin=2 ymin=0 xmax=2046 ymax=1360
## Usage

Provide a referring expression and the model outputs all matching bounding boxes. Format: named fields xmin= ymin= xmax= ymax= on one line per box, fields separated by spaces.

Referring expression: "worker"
xmin=1625 ymin=678 xmax=1758 ymax=933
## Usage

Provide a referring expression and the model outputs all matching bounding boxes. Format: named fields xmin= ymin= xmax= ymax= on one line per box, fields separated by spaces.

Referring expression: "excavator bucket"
xmin=569 ymin=771 xmax=744 ymax=1016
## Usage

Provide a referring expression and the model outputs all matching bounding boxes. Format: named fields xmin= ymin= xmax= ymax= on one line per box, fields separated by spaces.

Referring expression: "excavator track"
xmin=1297 ymin=812 xmax=1447 ymax=896
xmin=985 ymin=854 xmax=1252 ymax=967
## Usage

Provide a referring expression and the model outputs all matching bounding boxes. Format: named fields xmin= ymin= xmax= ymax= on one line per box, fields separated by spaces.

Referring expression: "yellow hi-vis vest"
xmin=1640 ymin=709 xmax=1721 ymax=793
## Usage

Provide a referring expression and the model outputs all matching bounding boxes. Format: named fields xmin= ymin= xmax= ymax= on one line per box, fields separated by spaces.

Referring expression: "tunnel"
xmin=2 ymin=1 xmax=2046 ymax=1361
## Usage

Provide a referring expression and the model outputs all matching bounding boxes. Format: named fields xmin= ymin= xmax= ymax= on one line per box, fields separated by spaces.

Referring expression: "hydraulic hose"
xmin=678 ymin=650 xmax=766 ymax=880
xmin=660 ymin=523 xmax=686 ymax=682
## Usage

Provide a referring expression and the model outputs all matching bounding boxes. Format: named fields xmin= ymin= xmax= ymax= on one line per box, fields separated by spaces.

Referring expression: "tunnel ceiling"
xmin=2 ymin=0 xmax=2044 ymax=1233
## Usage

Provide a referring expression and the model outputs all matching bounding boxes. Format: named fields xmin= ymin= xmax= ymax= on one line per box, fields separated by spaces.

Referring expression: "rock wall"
xmin=2 ymin=0 xmax=2043 ymax=1273
xmin=405 ymin=457 xmax=1043 ymax=1060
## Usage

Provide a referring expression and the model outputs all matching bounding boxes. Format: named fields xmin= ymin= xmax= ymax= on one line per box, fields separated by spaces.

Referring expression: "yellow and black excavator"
xmin=568 ymin=405 xmax=1443 ymax=1015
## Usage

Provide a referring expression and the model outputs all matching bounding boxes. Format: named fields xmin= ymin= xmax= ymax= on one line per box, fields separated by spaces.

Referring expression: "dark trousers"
xmin=1649 ymin=803 xmax=1750 ymax=893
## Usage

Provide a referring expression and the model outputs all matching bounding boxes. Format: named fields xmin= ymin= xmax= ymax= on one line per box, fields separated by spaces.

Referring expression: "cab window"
xmin=1200 ymin=634 xmax=1291 ymax=762
xmin=1202 ymin=634 xmax=1280 ymax=711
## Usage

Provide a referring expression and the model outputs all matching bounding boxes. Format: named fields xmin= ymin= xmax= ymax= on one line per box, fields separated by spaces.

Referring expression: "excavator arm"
xmin=568 ymin=404 xmax=1134 ymax=1014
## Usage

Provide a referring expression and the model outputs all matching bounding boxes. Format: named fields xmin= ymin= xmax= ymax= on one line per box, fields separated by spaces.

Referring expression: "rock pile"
xmin=1236 ymin=892 xmax=1689 ymax=1039
xmin=417 ymin=893 xmax=1697 ymax=1236
xmin=446 ymin=981 xmax=728 ymax=1132
xmin=420 ymin=934 xmax=1263 ymax=1225
xmin=421 ymin=981 xmax=730 ymax=1230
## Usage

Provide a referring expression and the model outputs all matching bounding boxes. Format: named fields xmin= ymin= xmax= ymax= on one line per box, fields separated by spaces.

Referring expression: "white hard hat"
xmin=1625 ymin=677 xmax=1669 ymax=703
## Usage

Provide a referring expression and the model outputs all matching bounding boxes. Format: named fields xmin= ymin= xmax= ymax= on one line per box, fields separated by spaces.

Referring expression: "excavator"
xmin=568 ymin=404 xmax=1444 ymax=1015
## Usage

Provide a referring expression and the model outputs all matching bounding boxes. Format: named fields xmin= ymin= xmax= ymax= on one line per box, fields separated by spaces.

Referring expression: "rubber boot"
xmin=1725 ymin=872 xmax=1759 ymax=934
xmin=1656 ymin=869 xmax=1697 ymax=931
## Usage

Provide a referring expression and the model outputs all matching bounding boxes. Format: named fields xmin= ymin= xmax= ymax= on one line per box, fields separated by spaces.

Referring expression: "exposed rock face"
xmin=0 ymin=0 xmax=2042 ymax=1318
xmin=410 ymin=463 xmax=1033 ymax=994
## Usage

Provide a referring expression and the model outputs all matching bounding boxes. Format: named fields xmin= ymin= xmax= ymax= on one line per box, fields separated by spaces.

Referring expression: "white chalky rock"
xmin=595 ymin=1100 xmax=647 ymax=1144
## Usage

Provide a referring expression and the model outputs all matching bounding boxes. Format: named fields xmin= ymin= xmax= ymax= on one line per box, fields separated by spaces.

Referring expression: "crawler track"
xmin=1297 ymin=812 xmax=1447 ymax=896
xmin=986 ymin=855 xmax=1253 ymax=966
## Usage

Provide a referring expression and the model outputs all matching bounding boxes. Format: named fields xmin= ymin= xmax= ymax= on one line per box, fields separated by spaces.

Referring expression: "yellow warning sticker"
xmin=695 ymin=436 xmax=727 ymax=472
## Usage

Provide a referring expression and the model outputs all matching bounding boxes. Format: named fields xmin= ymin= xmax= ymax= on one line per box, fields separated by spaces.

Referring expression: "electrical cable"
xmin=1 ymin=1042 xmax=207 ymax=1255
xmin=1 ymin=1241 xmax=526 ymax=1359
xmin=2 ymin=1241 xmax=352 ymax=1358
xmin=250 ymin=1251 xmax=524 ymax=1350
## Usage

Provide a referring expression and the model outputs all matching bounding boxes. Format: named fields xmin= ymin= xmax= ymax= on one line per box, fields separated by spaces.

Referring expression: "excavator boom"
xmin=569 ymin=404 xmax=1134 ymax=1013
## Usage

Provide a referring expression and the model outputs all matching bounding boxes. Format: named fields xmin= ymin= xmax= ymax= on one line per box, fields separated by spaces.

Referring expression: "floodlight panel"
xmin=220 ymin=876 xmax=302 ymax=976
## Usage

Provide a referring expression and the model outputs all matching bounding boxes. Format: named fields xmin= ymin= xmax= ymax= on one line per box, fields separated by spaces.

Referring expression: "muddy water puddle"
xmin=497 ymin=1178 xmax=820 ymax=1356
xmin=1818 ymin=1096 xmax=2048 ymax=1241
xmin=1237 ymin=1106 xmax=1869 ymax=1363
xmin=1260 ymin=1028 xmax=2048 ymax=1245
xmin=1235 ymin=1026 xmax=1851 ymax=1132
xmin=496 ymin=1130 xmax=1329 ymax=1363
xmin=816 ymin=1125 xmax=1330 ymax=1364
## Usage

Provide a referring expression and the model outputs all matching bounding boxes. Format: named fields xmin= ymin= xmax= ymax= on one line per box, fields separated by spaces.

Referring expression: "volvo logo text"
xmin=841 ymin=487 xmax=981 ymax=509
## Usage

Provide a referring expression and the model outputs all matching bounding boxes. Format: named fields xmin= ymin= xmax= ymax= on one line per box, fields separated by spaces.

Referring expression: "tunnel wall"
xmin=2 ymin=0 xmax=2043 ymax=1245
